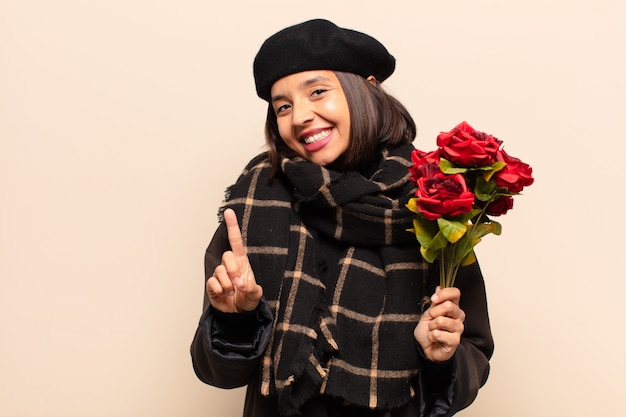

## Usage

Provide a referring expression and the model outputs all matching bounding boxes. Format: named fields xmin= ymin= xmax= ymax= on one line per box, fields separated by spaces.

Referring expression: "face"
xmin=270 ymin=70 xmax=350 ymax=167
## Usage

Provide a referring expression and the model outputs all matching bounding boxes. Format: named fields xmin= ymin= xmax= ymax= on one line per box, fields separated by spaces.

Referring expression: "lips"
xmin=301 ymin=128 xmax=331 ymax=144
xmin=300 ymin=129 xmax=332 ymax=152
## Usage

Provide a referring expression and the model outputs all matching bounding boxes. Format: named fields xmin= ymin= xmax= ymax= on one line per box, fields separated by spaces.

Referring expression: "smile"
xmin=302 ymin=129 xmax=331 ymax=144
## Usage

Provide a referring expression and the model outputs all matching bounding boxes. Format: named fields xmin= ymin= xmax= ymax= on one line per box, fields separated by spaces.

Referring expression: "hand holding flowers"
xmin=407 ymin=121 xmax=534 ymax=287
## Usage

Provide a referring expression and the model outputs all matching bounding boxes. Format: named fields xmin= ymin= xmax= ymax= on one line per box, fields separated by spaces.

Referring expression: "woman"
xmin=191 ymin=19 xmax=493 ymax=417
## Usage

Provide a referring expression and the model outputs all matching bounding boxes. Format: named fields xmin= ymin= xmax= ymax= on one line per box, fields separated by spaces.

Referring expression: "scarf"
xmin=220 ymin=144 xmax=432 ymax=416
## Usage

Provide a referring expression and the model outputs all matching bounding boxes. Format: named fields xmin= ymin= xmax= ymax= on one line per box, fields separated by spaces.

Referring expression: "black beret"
xmin=253 ymin=19 xmax=396 ymax=101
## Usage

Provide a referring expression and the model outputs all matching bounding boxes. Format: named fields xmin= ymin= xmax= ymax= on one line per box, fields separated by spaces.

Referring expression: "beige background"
xmin=2 ymin=0 xmax=625 ymax=416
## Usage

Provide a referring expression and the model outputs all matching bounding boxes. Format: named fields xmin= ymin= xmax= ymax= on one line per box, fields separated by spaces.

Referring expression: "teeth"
xmin=303 ymin=129 xmax=330 ymax=144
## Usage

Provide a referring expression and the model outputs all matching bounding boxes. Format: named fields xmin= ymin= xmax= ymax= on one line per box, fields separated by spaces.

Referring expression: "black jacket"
xmin=191 ymin=222 xmax=494 ymax=417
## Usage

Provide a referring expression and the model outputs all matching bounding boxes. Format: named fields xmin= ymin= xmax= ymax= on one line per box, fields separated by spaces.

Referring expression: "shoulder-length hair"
xmin=264 ymin=71 xmax=416 ymax=178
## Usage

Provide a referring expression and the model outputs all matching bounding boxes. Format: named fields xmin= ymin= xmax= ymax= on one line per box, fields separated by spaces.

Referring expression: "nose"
xmin=291 ymin=100 xmax=314 ymax=126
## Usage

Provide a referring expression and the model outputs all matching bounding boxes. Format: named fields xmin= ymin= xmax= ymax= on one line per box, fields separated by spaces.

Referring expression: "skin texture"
xmin=270 ymin=70 xmax=350 ymax=167
xmin=414 ymin=286 xmax=466 ymax=362
xmin=206 ymin=208 xmax=263 ymax=313
xmin=207 ymin=70 xmax=466 ymax=363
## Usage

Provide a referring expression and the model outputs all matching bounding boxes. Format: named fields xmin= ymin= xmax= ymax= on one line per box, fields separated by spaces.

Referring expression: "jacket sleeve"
xmin=418 ymin=260 xmax=495 ymax=417
xmin=190 ymin=222 xmax=274 ymax=388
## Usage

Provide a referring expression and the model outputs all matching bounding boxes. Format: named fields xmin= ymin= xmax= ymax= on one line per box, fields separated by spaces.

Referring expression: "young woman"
xmin=191 ymin=19 xmax=494 ymax=417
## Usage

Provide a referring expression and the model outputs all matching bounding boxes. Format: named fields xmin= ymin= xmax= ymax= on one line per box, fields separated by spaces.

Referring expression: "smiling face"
xmin=270 ymin=70 xmax=350 ymax=167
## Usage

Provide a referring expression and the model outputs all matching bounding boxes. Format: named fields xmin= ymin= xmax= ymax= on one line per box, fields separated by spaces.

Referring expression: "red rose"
xmin=416 ymin=173 xmax=475 ymax=220
xmin=437 ymin=121 xmax=501 ymax=166
xmin=408 ymin=149 xmax=440 ymax=184
xmin=493 ymin=149 xmax=534 ymax=193
xmin=484 ymin=195 xmax=514 ymax=216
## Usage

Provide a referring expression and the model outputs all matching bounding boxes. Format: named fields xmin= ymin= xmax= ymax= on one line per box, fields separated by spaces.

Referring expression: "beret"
xmin=253 ymin=19 xmax=396 ymax=101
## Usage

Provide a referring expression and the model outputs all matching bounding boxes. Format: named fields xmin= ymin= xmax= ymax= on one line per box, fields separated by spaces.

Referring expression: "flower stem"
xmin=440 ymin=245 xmax=456 ymax=288
xmin=439 ymin=247 xmax=446 ymax=288
xmin=440 ymin=207 xmax=491 ymax=288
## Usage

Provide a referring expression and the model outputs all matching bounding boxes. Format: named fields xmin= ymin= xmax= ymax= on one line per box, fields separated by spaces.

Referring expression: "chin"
xmin=323 ymin=156 xmax=347 ymax=171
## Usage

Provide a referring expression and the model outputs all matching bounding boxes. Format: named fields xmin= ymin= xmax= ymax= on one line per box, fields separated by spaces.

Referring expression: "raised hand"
xmin=414 ymin=286 xmax=466 ymax=363
xmin=206 ymin=208 xmax=263 ymax=313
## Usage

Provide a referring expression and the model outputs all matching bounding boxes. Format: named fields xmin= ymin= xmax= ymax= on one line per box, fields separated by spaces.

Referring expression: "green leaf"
xmin=440 ymin=158 xmax=468 ymax=174
xmin=492 ymin=220 xmax=502 ymax=236
xmin=468 ymin=165 xmax=494 ymax=172
xmin=428 ymin=231 xmax=449 ymax=252
xmin=420 ymin=232 xmax=448 ymax=263
xmin=461 ymin=250 xmax=477 ymax=266
xmin=437 ymin=217 xmax=468 ymax=243
xmin=420 ymin=245 xmax=439 ymax=263
xmin=482 ymin=161 xmax=506 ymax=181
xmin=409 ymin=217 xmax=439 ymax=247
xmin=446 ymin=234 xmax=477 ymax=266
xmin=470 ymin=221 xmax=501 ymax=239
xmin=420 ymin=231 xmax=449 ymax=263
xmin=474 ymin=176 xmax=498 ymax=202
xmin=406 ymin=197 xmax=419 ymax=215
xmin=457 ymin=208 xmax=483 ymax=223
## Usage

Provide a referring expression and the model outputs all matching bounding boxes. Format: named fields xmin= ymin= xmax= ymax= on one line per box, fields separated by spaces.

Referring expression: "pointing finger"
xmin=223 ymin=208 xmax=246 ymax=257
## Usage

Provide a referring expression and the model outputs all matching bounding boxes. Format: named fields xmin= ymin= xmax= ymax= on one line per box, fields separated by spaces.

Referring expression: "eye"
xmin=311 ymin=89 xmax=327 ymax=98
xmin=274 ymin=103 xmax=291 ymax=115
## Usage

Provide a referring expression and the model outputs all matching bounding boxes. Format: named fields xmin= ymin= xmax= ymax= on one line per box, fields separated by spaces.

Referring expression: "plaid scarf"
xmin=221 ymin=144 xmax=431 ymax=416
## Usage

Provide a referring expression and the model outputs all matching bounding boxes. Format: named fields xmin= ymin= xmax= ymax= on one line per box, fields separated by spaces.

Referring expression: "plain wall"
xmin=2 ymin=1 xmax=625 ymax=416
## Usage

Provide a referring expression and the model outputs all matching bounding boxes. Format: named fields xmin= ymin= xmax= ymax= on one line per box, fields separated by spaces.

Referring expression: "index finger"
xmin=223 ymin=208 xmax=246 ymax=257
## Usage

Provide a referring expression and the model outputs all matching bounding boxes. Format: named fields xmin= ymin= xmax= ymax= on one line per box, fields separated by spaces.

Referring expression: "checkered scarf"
xmin=221 ymin=144 xmax=431 ymax=416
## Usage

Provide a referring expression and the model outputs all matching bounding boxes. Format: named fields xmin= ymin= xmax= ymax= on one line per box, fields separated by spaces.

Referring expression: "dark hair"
xmin=264 ymin=71 xmax=416 ymax=178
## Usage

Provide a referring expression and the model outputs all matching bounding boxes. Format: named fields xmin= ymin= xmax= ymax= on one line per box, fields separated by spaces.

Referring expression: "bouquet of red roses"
xmin=407 ymin=121 xmax=534 ymax=287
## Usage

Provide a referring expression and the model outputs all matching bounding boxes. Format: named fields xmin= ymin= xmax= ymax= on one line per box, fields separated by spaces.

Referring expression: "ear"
xmin=366 ymin=75 xmax=377 ymax=86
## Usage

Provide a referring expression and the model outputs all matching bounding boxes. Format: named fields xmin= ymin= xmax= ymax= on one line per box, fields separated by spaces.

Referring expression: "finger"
xmin=427 ymin=329 xmax=461 ymax=355
xmin=241 ymin=274 xmax=262 ymax=297
xmin=231 ymin=262 xmax=256 ymax=294
xmin=222 ymin=250 xmax=247 ymax=283
xmin=429 ymin=316 xmax=465 ymax=334
xmin=429 ymin=301 xmax=466 ymax=322
xmin=213 ymin=264 xmax=235 ymax=294
xmin=235 ymin=279 xmax=264 ymax=312
xmin=434 ymin=287 xmax=461 ymax=304
xmin=223 ymin=208 xmax=246 ymax=257
xmin=206 ymin=276 xmax=226 ymax=297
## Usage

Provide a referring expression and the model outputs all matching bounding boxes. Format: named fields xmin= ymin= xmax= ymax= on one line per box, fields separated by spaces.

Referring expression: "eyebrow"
xmin=270 ymin=75 xmax=333 ymax=103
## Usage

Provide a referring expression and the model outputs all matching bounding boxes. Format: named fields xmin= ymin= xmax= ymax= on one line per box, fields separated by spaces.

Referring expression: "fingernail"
xmin=431 ymin=292 xmax=439 ymax=303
